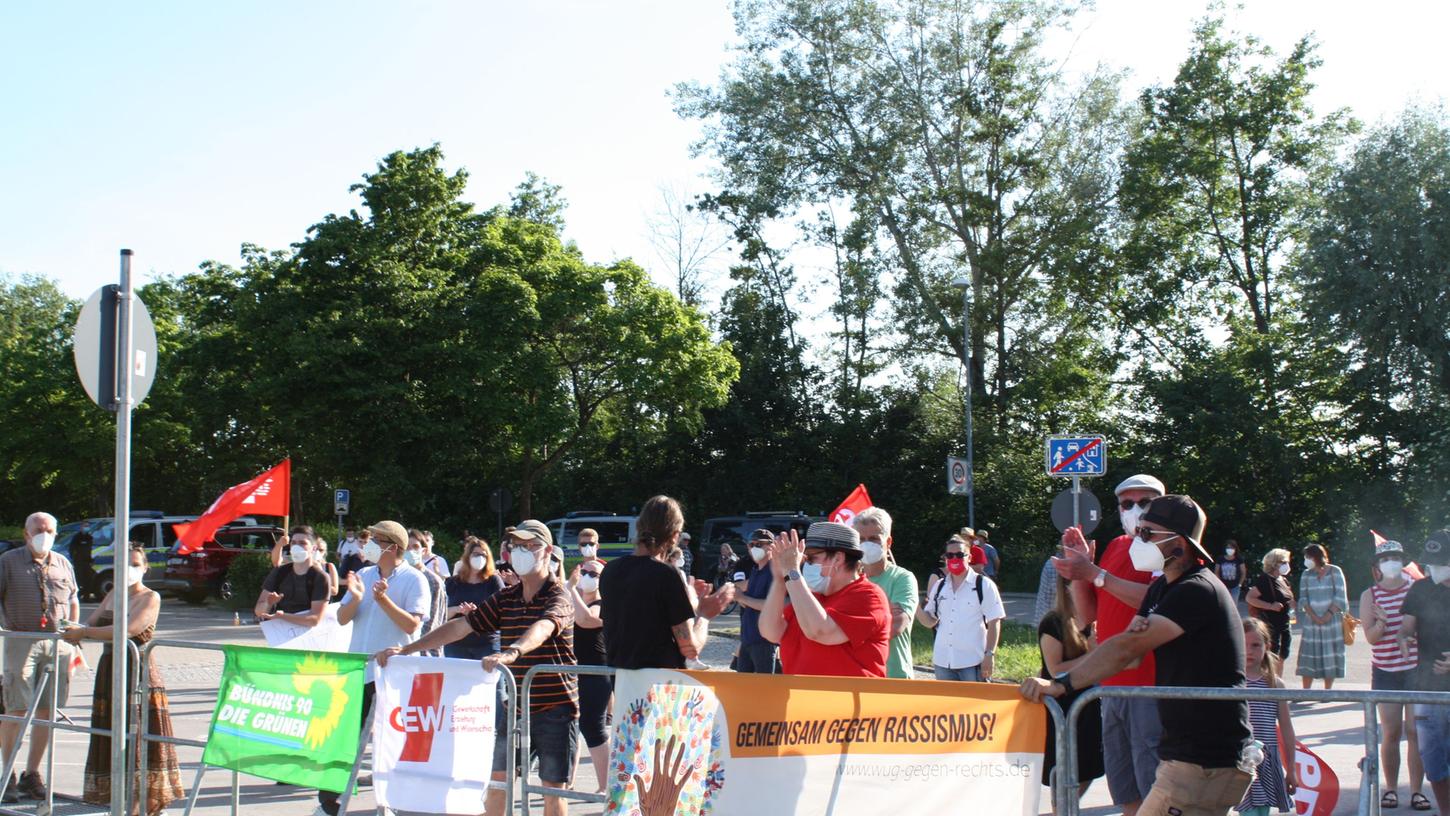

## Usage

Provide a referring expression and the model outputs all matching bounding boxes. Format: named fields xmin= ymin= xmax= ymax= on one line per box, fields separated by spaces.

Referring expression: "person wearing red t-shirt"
xmin=1053 ymin=474 xmax=1166 ymax=816
xmin=759 ymin=522 xmax=890 ymax=678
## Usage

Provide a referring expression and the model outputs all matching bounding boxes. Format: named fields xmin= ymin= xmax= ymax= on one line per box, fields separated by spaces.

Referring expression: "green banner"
xmin=202 ymin=644 xmax=366 ymax=792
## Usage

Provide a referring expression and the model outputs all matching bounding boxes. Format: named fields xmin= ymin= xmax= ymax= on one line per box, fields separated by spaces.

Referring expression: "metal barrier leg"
xmin=45 ymin=648 xmax=58 ymax=816
xmin=0 ymin=670 xmax=50 ymax=792
xmin=230 ymin=769 xmax=239 ymax=816
xmin=179 ymin=763 xmax=208 ymax=816
xmin=336 ymin=697 xmax=376 ymax=815
xmin=1364 ymin=701 xmax=1382 ymax=816
xmin=136 ymin=639 xmax=150 ymax=816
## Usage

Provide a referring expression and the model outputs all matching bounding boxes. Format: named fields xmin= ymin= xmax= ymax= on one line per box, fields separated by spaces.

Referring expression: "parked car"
xmin=165 ymin=523 xmax=285 ymax=604
xmin=543 ymin=512 xmax=636 ymax=558
xmin=58 ymin=513 xmax=265 ymax=599
xmin=699 ymin=511 xmax=821 ymax=581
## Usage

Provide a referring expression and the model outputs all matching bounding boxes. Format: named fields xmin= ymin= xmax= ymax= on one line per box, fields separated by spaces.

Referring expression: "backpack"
xmin=929 ymin=571 xmax=986 ymax=621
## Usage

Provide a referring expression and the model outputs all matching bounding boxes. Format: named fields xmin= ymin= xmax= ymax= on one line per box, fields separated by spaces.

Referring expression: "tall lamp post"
xmin=951 ymin=276 xmax=974 ymax=529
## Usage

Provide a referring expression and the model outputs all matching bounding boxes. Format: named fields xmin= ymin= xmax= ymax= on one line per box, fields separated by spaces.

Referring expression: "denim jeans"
xmin=933 ymin=664 xmax=981 ymax=681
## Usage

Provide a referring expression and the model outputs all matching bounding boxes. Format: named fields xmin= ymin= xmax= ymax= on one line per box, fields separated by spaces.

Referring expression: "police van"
xmin=543 ymin=512 xmax=636 ymax=558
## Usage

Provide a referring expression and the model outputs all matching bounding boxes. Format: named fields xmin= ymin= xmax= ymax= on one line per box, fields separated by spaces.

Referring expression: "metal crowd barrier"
xmin=0 ymin=629 xmax=142 ymax=816
xmin=517 ymin=663 xmax=1071 ymax=816
xmin=1061 ymin=684 xmax=1450 ymax=816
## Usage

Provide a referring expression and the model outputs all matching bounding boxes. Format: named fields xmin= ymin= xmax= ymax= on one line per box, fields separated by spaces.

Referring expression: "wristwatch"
xmin=1093 ymin=568 xmax=1108 ymax=588
xmin=1053 ymin=670 xmax=1076 ymax=696
xmin=785 ymin=569 xmax=802 ymax=583
xmin=983 ymin=649 xmax=995 ymax=657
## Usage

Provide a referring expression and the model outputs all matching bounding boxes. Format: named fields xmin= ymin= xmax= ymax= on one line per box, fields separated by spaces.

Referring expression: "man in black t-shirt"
xmin=1022 ymin=495 xmax=1252 ymax=816
xmin=1400 ymin=529 xmax=1450 ymax=813
xmin=254 ymin=525 xmax=330 ymax=626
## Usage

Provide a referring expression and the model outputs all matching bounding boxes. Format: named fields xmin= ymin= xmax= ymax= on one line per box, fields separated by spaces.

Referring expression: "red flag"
xmin=829 ymin=484 xmax=873 ymax=525
xmin=1291 ymin=740 xmax=1339 ymax=816
xmin=1373 ymin=529 xmax=1424 ymax=579
xmin=176 ymin=460 xmax=291 ymax=554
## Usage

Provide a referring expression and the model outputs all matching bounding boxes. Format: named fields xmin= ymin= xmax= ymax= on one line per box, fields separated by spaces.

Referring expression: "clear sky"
xmin=2 ymin=1 xmax=1446 ymax=302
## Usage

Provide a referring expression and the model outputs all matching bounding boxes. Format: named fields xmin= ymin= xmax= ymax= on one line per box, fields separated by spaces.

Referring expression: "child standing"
xmin=1238 ymin=617 xmax=1298 ymax=816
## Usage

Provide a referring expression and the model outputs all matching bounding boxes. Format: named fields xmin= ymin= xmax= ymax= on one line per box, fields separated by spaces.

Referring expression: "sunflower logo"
xmin=292 ymin=653 xmax=351 ymax=751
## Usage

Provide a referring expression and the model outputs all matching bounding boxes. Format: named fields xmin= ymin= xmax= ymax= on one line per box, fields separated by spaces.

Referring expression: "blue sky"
xmin=3 ymin=1 xmax=1447 ymax=303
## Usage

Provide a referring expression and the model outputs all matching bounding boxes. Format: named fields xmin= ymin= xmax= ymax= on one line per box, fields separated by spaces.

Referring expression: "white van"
xmin=544 ymin=512 xmax=636 ymax=558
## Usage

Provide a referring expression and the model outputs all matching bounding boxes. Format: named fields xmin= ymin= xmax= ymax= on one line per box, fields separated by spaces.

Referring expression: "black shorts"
xmin=1373 ymin=666 xmax=1415 ymax=691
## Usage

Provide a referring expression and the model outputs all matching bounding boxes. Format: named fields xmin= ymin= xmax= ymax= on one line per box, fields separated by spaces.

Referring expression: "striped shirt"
xmin=1371 ymin=582 xmax=1417 ymax=671
xmin=467 ymin=576 xmax=576 ymax=715
xmin=0 ymin=548 xmax=77 ymax=632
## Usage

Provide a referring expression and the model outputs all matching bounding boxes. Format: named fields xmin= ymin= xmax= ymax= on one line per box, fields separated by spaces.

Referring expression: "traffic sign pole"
xmin=1072 ymin=476 xmax=1081 ymax=529
xmin=110 ymin=249 xmax=134 ymax=816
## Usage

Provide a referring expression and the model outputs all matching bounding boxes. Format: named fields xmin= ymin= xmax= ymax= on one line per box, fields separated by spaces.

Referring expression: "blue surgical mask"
xmin=802 ymin=562 xmax=830 ymax=593
xmin=403 ymin=549 xmax=422 ymax=567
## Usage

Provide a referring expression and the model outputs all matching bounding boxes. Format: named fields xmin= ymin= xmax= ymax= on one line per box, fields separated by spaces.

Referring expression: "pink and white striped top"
xmin=1371 ymin=582 xmax=1418 ymax=672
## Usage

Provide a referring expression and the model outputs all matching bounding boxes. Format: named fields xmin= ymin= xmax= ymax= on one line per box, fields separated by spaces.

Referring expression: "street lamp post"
xmin=951 ymin=276 xmax=974 ymax=529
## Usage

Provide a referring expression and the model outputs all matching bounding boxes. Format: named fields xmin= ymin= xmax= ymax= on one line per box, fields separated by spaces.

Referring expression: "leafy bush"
xmin=224 ymin=552 xmax=276 ymax=610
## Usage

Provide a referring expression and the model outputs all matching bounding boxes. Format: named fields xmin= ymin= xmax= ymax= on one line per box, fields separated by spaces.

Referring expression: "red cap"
xmin=969 ymin=545 xmax=987 ymax=565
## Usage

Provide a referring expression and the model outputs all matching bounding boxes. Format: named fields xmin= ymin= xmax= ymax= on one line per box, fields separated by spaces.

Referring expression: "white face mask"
xmin=403 ymin=549 xmax=423 ymax=567
xmin=1278 ymin=562 xmax=1291 ymax=576
xmin=128 ymin=568 xmax=144 ymax=587
xmin=749 ymin=546 xmax=767 ymax=563
xmin=1430 ymin=565 xmax=1450 ymax=585
xmin=468 ymin=555 xmax=486 ymax=572
xmin=1128 ymin=536 xmax=1166 ymax=573
xmin=510 ymin=548 xmax=537 ymax=575
xmin=1224 ymin=548 xmax=1235 ymax=557
xmin=29 ymin=531 xmax=55 ymax=555
xmin=578 ymin=575 xmax=599 ymax=593
xmin=861 ymin=540 xmax=885 ymax=565
xmin=1303 ymin=559 xmax=1315 ymax=570
xmin=362 ymin=541 xmax=383 ymax=563
xmin=290 ymin=544 xmax=310 ymax=564
xmin=802 ymin=562 xmax=831 ymax=593
xmin=346 ymin=534 xmax=356 ymax=542
xmin=1120 ymin=505 xmax=1147 ymax=536
xmin=579 ymin=544 xmax=597 ymax=558
xmin=671 ymin=558 xmax=684 ymax=569
xmin=1379 ymin=560 xmax=1404 ymax=583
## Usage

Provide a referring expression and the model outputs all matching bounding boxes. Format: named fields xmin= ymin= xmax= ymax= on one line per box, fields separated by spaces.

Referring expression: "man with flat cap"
xmin=1022 ymin=495 xmax=1253 ymax=816
xmin=758 ymin=521 xmax=890 ymax=677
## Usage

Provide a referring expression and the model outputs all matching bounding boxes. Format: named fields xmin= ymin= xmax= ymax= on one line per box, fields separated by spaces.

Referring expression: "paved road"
xmin=6 ymin=595 xmax=1396 ymax=815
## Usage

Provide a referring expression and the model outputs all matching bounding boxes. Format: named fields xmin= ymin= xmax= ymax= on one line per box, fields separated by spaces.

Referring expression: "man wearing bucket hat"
xmin=1052 ymin=474 xmax=1167 ymax=815
xmin=1023 ymin=495 xmax=1254 ymax=816
xmin=1399 ymin=529 xmax=1450 ymax=815
xmin=758 ymin=521 xmax=890 ymax=677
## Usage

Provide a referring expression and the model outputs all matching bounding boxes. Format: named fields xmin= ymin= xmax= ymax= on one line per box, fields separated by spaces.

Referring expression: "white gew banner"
xmin=260 ymin=603 xmax=353 ymax=652
xmin=374 ymin=656 xmax=500 ymax=813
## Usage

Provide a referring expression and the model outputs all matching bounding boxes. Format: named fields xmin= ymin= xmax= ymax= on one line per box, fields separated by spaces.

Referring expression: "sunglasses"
xmin=580 ymin=570 xmax=600 ymax=578
xmin=1120 ymin=497 xmax=1153 ymax=511
xmin=944 ymin=552 xmax=966 ymax=560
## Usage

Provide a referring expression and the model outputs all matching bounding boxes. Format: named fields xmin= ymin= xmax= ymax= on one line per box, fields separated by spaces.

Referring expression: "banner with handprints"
xmin=606 ymin=670 xmax=1045 ymax=816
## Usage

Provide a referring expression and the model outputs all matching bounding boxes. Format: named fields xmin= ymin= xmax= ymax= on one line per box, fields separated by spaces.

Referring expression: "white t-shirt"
xmin=341 ymin=562 xmax=430 ymax=681
xmin=924 ymin=571 xmax=1006 ymax=670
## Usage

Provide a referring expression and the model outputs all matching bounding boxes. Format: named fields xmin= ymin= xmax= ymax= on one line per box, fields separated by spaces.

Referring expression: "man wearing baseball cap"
xmin=1052 ymin=473 xmax=1167 ymax=815
xmin=1025 ymin=494 xmax=1254 ymax=816
xmin=1398 ymin=529 xmax=1450 ymax=815
xmin=732 ymin=529 xmax=782 ymax=673
xmin=758 ymin=521 xmax=890 ymax=677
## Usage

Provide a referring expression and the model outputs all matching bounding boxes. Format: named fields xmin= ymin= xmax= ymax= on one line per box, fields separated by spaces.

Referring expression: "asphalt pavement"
xmin=1 ymin=594 xmax=1395 ymax=815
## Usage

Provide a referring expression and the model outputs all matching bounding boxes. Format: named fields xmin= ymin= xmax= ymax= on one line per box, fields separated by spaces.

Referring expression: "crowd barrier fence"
xmin=0 ymin=629 xmax=141 ymax=816
xmin=1062 ymin=684 xmax=1450 ymax=816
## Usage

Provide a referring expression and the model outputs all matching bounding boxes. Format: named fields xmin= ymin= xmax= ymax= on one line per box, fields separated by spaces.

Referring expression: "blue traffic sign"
xmin=1045 ymin=436 xmax=1107 ymax=477
xmin=334 ymin=488 xmax=351 ymax=515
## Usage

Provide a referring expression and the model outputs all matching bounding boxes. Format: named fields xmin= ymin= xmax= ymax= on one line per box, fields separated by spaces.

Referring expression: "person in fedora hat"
xmin=1023 ymin=495 xmax=1254 ymax=816
xmin=758 ymin=521 xmax=890 ymax=677
xmin=1399 ymin=529 xmax=1450 ymax=815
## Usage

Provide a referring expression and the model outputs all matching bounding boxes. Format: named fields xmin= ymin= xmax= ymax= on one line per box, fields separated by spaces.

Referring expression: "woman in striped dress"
xmin=1360 ymin=538 xmax=1432 ymax=810
xmin=1296 ymin=544 xmax=1348 ymax=688
xmin=1238 ymin=618 xmax=1297 ymax=816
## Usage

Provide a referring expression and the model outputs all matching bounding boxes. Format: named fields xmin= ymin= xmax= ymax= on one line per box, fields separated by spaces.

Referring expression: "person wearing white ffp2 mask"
xmin=854 ymin=507 xmax=919 ymax=680
xmin=254 ymin=527 xmax=328 ymax=629
xmin=1396 ymin=529 xmax=1450 ymax=816
xmin=1297 ymin=543 xmax=1349 ymax=690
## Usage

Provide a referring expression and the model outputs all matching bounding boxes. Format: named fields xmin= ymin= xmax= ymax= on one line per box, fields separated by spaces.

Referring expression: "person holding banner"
xmin=253 ymin=526 xmax=329 ymax=628
xmin=377 ymin=519 xmax=578 ymax=816
xmin=759 ymin=521 xmax=890 ymax=678
xmin=67 ymin=543 xmax=185 ymax=816
xmin=317 ymin=520 xmax=430 ymax=816
xmin=1023 ymin=495 xmax=1254 ymax=816
xmin=1398 ymin=529 xmax=1450 ymax=816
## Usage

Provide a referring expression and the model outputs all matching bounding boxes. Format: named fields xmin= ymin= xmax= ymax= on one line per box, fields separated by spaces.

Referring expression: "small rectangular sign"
xmin=1045 ymin=436 xmax=1107 ymax=477
xmin=334 ymin=488 xmax=350 ymax=515
xmin=946 ymin=456 xmax=971 ymax=495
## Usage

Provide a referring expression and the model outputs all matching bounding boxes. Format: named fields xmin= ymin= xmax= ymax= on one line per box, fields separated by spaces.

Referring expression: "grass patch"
xmin=911 ymin=620 xmax=1040 ymax=681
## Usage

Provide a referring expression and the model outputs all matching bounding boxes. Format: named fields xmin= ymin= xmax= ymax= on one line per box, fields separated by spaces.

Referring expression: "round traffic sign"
xmin=73 ymin=285 xmax=158 ymax=409
xmin=1050 ymin=488 xmax=1102 ymax=535
xmin=951 ymin=461 xmax=966 ymax=485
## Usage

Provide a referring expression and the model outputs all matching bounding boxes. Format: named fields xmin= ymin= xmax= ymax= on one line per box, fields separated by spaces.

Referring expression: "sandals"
xmin=1412 ymin=791 xmax=1433 ymax=811
xmin=1383 ymin=790 xmax=1398 ymax=809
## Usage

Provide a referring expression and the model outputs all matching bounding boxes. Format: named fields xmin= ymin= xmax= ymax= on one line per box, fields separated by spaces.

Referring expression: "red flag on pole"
xmin=830 ymin=484 xmax=873 ymax=525
xmin=175 ymin=460 xmax=291 ymax=554
xmin=1372 ymin=529 xmax=1424 ymax=580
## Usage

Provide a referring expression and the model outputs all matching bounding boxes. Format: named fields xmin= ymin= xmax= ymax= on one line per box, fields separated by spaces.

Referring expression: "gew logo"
xmin=389 ymin=673 xmax=446 ymax=762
